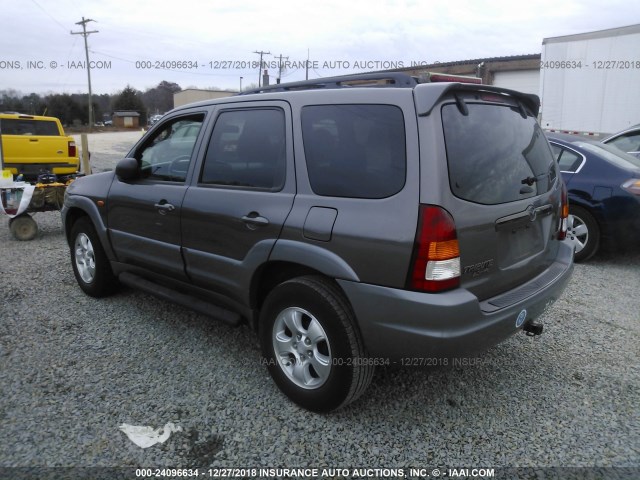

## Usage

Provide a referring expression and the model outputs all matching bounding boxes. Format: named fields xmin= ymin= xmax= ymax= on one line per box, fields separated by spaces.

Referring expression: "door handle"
xmin=154 ymin=202 xmax=175 ymax=215
xmin=241 ymin=213 xmax=269 ymax=227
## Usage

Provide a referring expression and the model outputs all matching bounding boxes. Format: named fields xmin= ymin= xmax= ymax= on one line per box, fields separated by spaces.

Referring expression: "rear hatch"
xmin=419 ymin=86 xmax=564 ymax=301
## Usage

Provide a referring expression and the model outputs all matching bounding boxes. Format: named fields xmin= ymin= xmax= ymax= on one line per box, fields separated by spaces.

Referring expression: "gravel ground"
xmin=72 ymin=130 xmax=146 ymax=173
xmin=0 ymin=132 xmax=638 ymax=478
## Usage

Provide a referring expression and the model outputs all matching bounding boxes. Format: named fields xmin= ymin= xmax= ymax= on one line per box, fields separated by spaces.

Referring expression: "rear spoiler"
xmin=414 ymin=83 xmax=540 ymax=117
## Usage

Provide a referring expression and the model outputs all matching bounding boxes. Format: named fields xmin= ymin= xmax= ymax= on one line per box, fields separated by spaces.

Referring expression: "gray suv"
xmin=62 ymin=73 xmax=574 ymax=412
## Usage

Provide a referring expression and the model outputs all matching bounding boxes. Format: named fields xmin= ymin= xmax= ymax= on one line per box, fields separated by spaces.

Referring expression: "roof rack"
xmin=238 ymin=72 xmax=419 ymax=95
xmin=238 ymin=71 xmax=484 ymax=95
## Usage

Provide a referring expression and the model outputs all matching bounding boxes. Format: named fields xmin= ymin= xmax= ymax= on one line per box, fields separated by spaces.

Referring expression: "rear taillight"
xmin=409 ymin=205 xmax=461 ymax=293
xmin=68 ymin=140 xmax=77 ymax=157
xmin=621 ymin=178 xmax=640 ymax=196
xmin=558 ymin=183 xmax=569 ymax=240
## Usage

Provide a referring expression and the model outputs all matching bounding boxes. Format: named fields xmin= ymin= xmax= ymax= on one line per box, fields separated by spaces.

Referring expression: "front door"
xmin=107 ymin=112 xmax=206 ymax=280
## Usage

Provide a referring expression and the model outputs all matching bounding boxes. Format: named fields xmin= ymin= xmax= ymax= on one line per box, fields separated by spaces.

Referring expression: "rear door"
xmin=431 ymin=95 xmax=563 ymax=301
xmin=181 ymin=102 xmax=295 ymax=304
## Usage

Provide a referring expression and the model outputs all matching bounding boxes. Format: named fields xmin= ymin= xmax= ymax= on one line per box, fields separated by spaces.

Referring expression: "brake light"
xmin=480 ymin=93 xmax=507 ymax=103
xmin=426 ymin=73 xmax=483 ymax=84
xmin=621 ymin=178 xmax=640 ymax=196
xmin=68 ymin=140 xmax=77 ymax=157
xmin=558 ymin=183 xmax=569 ymax=240
xmin=409 ymin=205 xmax=461 ymax=293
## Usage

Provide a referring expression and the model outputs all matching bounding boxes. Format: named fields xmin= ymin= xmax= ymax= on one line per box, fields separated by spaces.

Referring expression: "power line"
xmin=71 ymin=17 xmax=98 ymax=129
xmin=30 ymin=0 xmax=68 ymax=32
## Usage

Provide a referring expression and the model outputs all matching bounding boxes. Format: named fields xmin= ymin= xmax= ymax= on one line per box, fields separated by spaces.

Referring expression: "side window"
xmin=200 ymin=109 xmax=286 ymax=190
xmin=136 ymin=114 xmax=204 ymax=182
xmin=552 ymin=145 xmax=583 ymax=172
xmin=301 ymin=105 xmax=406 ymax=199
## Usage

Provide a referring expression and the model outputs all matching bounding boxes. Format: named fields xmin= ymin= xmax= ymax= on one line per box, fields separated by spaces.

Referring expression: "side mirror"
xmin=115 ymin=157 xmax=140 ymax=181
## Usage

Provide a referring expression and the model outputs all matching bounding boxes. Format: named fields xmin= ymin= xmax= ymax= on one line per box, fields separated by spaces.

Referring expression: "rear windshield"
xmin=442 ymin=103 xmax=557 ymax=205
xmin=0 ymin=118 xmax=59 ymax=136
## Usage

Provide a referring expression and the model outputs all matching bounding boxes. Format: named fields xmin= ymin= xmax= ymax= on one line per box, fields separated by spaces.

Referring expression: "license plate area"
xmin=497 ymin=221 xmax=544 ymax=267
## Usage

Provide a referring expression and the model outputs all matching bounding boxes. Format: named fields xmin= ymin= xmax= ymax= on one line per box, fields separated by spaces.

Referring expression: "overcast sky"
xmin=1 ymin=0 xmax=639 ymax=95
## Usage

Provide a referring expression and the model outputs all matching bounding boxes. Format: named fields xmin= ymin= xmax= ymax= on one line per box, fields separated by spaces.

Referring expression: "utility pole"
xmin=71 ymin=17 xmax=98 ymax=130
xmin=274 ymin=54 xmax=289 ymax=84
xmin=253 ymin=50 xmax=271 ymax=87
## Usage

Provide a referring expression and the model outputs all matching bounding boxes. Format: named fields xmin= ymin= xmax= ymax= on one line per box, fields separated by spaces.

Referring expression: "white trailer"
xmin=540 ymin=24 xmax=640 ymax=136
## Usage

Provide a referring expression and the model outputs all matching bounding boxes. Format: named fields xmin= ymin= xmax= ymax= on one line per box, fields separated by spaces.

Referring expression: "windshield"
xmin=442 ymin=103 xmax=557 ymax=205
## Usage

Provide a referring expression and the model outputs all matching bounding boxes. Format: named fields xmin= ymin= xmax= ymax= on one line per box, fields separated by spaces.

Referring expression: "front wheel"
xmin=259 ymin=276 xmax=373 ymax=412
xmin=70 ymin=217 xmax=118 ymax=297
xmin=567 ymin=206 xmax=600 ymax=262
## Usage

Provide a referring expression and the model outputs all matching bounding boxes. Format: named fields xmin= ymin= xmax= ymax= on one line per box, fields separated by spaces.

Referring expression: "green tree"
xmin=142 ymin=80 xmax=181 ymax=114
xmin=0 ymin=89 xmax=24 ymax=112
xmin=44 ymin=94 xmax=84 ymax=126
xmin=22 ymin=93 xmax=46 ymax=115
xmin=112 ymin=85 xmax=146 ymax=123
xmin=94 ymin=94 xmax=112 ymax=122
xmin=71 ymin=93 xmax=102 ymax=125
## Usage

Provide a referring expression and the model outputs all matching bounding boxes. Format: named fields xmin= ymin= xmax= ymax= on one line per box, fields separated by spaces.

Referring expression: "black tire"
xmin=259 ymin=276 xmax=374 ymax=412
xmin=9 ymin=214 xmax=38 ymax=241
xmin=69 ymin=217 xmax=118 ymax=297
xmin=568 ymin=205 xmax=600 ymax=262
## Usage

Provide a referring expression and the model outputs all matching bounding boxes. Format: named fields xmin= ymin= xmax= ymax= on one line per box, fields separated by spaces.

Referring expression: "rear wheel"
xmin=70 ymin=217 xmax=118 ymax=297
xmin=567 ymin=206 xmax=600 ymax=262
xmin=259 ymin=276 xmax=373 ymax=412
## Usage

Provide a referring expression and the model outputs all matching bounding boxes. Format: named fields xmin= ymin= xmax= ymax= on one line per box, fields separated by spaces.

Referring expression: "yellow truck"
xmin=0 ymin=113 xmax=80 ymax=181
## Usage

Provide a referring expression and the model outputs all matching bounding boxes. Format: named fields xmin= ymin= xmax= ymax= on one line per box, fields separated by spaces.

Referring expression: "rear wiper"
xmin=521 ymin=176 xmax=537 ymax=186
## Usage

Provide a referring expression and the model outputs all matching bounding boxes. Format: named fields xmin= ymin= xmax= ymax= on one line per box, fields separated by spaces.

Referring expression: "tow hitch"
xmin=523 ymin=321 xmax=543 ymax=337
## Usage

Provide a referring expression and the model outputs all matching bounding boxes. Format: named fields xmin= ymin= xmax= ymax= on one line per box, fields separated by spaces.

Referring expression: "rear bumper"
xmin=338 ymin=241 xmax=574 ymax=362
xmin=4 ymin=162 xmax=80 ymax=180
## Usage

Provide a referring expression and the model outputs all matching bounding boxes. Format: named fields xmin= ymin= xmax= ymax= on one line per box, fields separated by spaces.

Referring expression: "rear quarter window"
xmin=301 ymin=104 xmax=406 ymax=199
xmin=442 ymin=103 xmax=556 ymax=205
xmin=551 ymin=144 xmax=584 ymax=172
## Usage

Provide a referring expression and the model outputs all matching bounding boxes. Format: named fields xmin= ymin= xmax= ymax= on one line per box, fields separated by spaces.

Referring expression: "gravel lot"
xmin=0 ymin=132 xmax=638 ymax=478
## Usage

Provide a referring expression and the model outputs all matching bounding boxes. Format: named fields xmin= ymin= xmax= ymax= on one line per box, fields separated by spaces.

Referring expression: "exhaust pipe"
xmin=523 ymin=321 xmax=543 ymax=337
